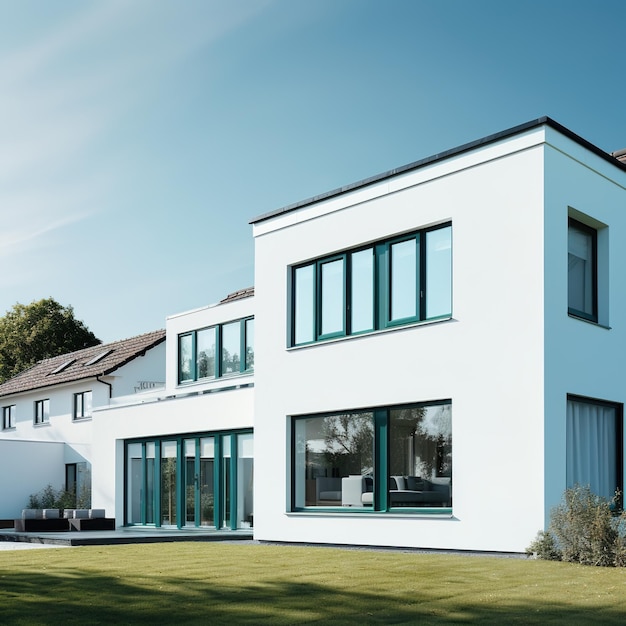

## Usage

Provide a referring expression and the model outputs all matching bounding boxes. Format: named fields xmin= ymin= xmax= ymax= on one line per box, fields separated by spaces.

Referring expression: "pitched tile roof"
xmin=219 ymin=286 xmax=254 ymax=304
xmin=0 ymin=329 xmax=166 ymax=397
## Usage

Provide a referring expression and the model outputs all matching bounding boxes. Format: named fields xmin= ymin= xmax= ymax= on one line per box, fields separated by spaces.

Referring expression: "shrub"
xmin=526 ymin=529 xmax=562 ymax=561
xmin=529 ymin=485 xmax=626 ymax=567
xmin=27 ymin=483 xmax=92 ymax=512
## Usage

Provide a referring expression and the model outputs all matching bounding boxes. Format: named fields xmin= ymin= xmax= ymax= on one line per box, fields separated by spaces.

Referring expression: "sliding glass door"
xmin=125 ymin=430 xmax=253 ymax=529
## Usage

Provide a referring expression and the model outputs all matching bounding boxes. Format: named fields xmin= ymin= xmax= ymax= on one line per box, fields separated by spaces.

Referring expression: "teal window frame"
xmin=177 ymin=316 xmax=254 ymax=384
xmin=2 ymin=405 xmax=15 ymax=430
xmin=290 ymin=400 xmax=452 ymax=514
xmin=290 ymin=223 xmax=451 ymax=346
xmin=124 ymin=429 xmax=252 ymax=530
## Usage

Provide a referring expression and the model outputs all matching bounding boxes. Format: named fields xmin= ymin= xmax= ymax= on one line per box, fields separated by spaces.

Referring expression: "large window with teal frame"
xmin=125 ymin=430 xmax=253 ymax=529
xmin=292 ymin=401 xmax=452 ymax=512
xmin=290 ymin=223 xmax=452 ymax=346
xmin=178 ymin=317 xmax=254 ymax=384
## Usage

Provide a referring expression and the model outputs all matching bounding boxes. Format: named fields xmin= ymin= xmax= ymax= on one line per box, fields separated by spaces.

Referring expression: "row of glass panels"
xmin=126 ymin=432 xmax=253 ymax=529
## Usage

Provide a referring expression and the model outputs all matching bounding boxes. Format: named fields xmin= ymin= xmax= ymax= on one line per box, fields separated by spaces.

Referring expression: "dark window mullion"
xmin=418 ymin=232 xmax=425 ymax=321
xmin=216 ymin=325 xmax=223 ymax=378
xmin=376 ymin=243 xmax=388 ymax=329
xmin=374 ymin=409 xmax=387 ymax=511
xmin=239 ymin=320 xmax=246 ymax=374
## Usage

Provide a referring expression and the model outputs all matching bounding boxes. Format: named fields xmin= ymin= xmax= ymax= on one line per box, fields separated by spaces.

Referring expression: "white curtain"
xmin=566 ymin=399 xmax=616 ymax=500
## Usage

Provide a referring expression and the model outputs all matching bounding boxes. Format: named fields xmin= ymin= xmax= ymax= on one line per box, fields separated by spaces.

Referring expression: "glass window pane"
xmin=222 ymin=435 xmax=231 ymax=528
xmin=184 ymin=439 xmax=196 ymax=526
xmin=568 ymin=223 xmax=595 ymax=316
xmin=293 ymin=412 xmax=374 ymax=508
xmin=245 ymin=319 xmax=254 ymax=371
xmin=197 ymin=328 xmax=216 ymax=379
xmin=161 ymin=441 xmax=177 ymax=526
xmin=236 ymin=434 xmax=254 ymax=529
xmin=390 ymin=239 xmax=417 ymax=321
xmin=84 ymin=391 xmax=93 ymax=417
xmin=221 ymin=322 xmax=241 ymax=375
xmin=126 ymin=443 xmax=142 ymax=524
xmin=200 ymin=437 xmax=215 ymax=527
xmin=426 ymin=226 xmax=452 ymax=318
xmin=388 ymin=404 xmax=452 ymax=508
xmin=567 ymin=399 xmax=617 ymax=501
xmin=294 ymin=264 xmax=315 ymax=344
xmin=351 ymin=249 xmax=374 ymax=333
xmin=179 ymin=334 xmax=193 ymax=382
xmin=320 ymin=258 xmax=345 ymax=336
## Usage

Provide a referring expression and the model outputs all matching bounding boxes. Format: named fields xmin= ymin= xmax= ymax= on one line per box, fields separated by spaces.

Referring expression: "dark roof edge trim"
xmin=250 ymin=116 xmax=626 ymax=225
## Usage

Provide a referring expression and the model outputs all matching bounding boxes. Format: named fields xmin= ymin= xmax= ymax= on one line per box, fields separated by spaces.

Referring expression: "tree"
xmin=0 ymin=298 xmax=101 ymax=382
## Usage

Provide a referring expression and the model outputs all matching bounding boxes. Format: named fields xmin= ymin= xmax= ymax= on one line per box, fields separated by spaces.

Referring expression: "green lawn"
xmin=0 ymin=542 xmax=625 ymax=624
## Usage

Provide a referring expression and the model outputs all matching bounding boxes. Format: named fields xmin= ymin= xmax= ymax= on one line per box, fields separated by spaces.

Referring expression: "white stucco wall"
xmin=0 ymin=440 xmax=65 ymax=518
xmin=543 ymin=128 xmax=626 ymax=519
xmin=253 ymin=128 xmax=549 ymax=553
xmin=91 ymin=386 xmax=254 ymax=525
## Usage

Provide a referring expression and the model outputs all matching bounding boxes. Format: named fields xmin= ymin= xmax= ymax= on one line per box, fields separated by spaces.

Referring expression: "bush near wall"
xmin=28 ymin=483 xmax=91 ymax=512
xmin=528 ymin=485 xmax=626 ymax=567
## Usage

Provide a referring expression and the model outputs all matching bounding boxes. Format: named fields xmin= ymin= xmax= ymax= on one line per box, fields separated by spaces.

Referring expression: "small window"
xmin=34 ymin=399 xmax=50 ymax=425
xmin=73 ymin=391 xmax=93 ymax=420
xmin=2 ymin=405 xmax=15 ymax=430
xmin=568 ymin=218 xmax=597 ymax=322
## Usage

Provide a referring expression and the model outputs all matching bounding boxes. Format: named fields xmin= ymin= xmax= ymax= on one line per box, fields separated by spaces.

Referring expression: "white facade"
xmin=0 ymin=339 xmax=165 ymax=518
xmin=251 ymin=121 xmax=626 ymax=553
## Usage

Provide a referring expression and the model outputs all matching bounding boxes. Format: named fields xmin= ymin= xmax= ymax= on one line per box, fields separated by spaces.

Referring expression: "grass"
xmin=0 ymin=542 xmax=625 ymax=624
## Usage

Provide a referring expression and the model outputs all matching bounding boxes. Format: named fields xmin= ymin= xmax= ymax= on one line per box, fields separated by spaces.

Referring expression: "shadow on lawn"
xmin=0 ymin=569 xmax=623 ymax=625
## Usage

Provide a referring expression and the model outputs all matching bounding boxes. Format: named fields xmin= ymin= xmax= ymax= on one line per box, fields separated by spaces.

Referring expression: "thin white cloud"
xmin=0 ymin=0 xmax=274 ymax=265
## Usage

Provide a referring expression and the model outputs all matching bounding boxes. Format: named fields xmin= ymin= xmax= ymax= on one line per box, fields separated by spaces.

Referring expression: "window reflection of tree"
xmin=322 ymin=413 xmax=374 ymax=476
xmin=390 ymin=405 xmax=451 ymax=478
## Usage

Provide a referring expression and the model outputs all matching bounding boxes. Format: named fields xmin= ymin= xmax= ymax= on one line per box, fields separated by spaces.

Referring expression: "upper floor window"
xmin=568 ymin=218 xmax=597 ymax=322
xmin=34 ymin=399 xmax=50 ymax=425
xmin=2 ymin=405 xmax=15 ymax=430
xmin=291 ymin=223 xmax=452 ymax=346
xmin=73 ymin=391 xmax=93 ymax=420
xmin=178 ymin=317 xmax=254 ymax=384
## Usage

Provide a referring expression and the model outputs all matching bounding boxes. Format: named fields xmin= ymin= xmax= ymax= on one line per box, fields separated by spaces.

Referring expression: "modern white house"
xmin=250 ymin=117 xmax=626 ymax=553
xmin=1 ymin=117 xmax=624 ymax=554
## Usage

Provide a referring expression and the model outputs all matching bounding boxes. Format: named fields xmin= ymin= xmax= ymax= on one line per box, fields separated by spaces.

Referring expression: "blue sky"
xmin=1 ymin=0 xmax=624 ymax=342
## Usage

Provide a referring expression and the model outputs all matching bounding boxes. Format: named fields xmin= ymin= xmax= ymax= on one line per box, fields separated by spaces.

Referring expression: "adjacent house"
xmin=1 ymin=117 xmax=624 ymax=554
xmin=0 ymin=330 xmax=165 ymax=519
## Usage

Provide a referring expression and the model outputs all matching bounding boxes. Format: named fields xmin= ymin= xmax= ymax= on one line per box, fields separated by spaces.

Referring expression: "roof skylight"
xmin=49 ymin=359 xmax=76 ymax=375
xmin=84 ymin=349 xmax=113 ymax=366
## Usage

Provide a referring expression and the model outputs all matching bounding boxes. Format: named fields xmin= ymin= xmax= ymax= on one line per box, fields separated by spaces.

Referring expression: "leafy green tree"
xmin=0 ymin=298 xmax=100 ymax=382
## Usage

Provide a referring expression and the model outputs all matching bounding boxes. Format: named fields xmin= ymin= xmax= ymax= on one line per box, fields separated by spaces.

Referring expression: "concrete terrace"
xmin=0 ymin=527 xmax=253 ymax=547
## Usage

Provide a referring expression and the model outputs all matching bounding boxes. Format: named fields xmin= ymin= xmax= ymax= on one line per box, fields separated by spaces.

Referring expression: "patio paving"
xmin=0 ymin=526 xmax=254 ymax=547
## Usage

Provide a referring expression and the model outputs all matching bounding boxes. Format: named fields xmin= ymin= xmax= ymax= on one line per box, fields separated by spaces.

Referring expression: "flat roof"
xmin=250 ymin=116 xmax=626 ymax=225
